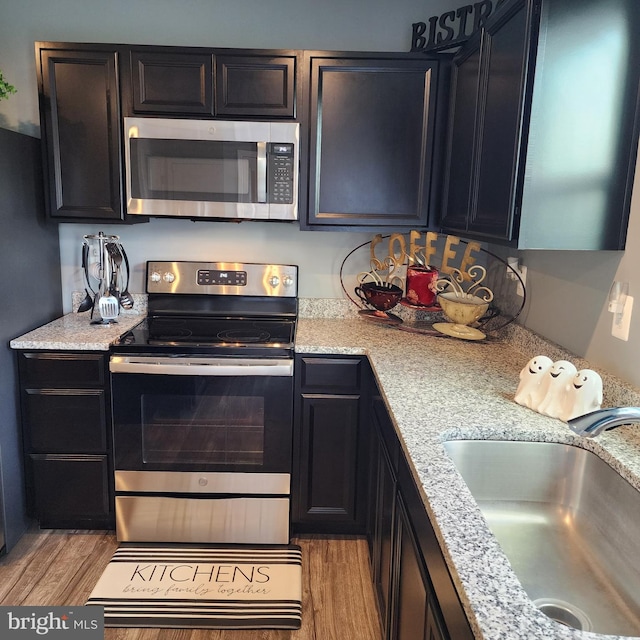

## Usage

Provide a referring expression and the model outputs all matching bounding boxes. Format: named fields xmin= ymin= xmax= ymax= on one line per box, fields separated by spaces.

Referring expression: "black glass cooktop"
xmin=112 ymin=316 xmax=296 ymax=357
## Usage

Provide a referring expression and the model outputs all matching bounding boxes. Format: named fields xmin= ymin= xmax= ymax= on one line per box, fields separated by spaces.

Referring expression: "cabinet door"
xmin=37 ymin=45 xmax=124 ymax=221
xmin=130 ymin=50 xmax=213 ymax=114
xmin=440 ymin=38 xmax=481 ymax=233
xmin=440 ymin=0 xmax=538 ymax=241
xmin=425 ymin=596 xmax=448 ymax=640
xmin=305 ymin=55 xmax=441 ymax=230
xmin=215 ymin=53 xmax=296 ymax=118
xmin=471 ymin=0 xmax=531 ymax=240
xmin=373 ymin=434 xmax=397 ymax=638
xmin=394 ymin=497 xmax=430 ymax=640
xmin=294 ymin=394 xmax=360 ymax=527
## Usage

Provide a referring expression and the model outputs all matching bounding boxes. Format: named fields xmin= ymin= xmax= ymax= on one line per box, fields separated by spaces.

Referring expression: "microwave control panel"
xmin=267 ymin=143 xmax=294 ymax=204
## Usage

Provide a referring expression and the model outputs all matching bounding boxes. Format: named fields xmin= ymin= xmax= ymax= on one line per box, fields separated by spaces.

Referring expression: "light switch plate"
xmin=516 ymin=265 xmax=527 ymax=297
xmin=612 ymin=295 xmax=633 ymax=341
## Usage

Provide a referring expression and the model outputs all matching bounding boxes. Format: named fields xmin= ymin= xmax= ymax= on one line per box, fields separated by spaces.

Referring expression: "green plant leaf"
xmin=0 ymin=70 xmax=17 ymax=100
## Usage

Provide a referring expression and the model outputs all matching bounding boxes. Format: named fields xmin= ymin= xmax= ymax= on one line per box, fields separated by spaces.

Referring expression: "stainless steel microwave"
xmin=124 ymin=117 xmax=299 ymax=220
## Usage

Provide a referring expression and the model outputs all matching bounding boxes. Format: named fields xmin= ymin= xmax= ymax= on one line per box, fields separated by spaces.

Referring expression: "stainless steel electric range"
xmin=109 ymin=261 xmax=298 ymax=545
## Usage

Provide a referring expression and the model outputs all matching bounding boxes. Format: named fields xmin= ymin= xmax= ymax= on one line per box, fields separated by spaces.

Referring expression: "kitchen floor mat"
xmin=85 ymin=543 xmax=302 ymax=629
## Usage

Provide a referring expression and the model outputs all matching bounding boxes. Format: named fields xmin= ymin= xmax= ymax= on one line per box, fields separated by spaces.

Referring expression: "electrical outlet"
xmin=612 ymin=295 xmax=633 ymax=341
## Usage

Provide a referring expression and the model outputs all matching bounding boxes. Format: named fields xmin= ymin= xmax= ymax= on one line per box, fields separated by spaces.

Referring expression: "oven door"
xmin=110 ymin=355 xmax=293 ymax=474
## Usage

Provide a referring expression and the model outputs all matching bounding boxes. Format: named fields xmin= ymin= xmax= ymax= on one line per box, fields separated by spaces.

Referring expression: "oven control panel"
xmin=147 ymin=261 xmax=298 ymax=296
xmin=197 ymin=270 xmax=247 ymax=286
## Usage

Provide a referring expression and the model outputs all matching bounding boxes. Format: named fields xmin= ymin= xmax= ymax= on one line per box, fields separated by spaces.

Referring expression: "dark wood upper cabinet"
xmin=122 ymin=47 xmax=298 ymax=119
xmin=441 ymin=1 xmax=533 ymax=243
xmin=215 ymin=52 xmax=297 ymax=118
xmin=36 ymin=43 xmax=301 ymax=223
xmin=302 ymin=52 xmax=449 ymax=231
xmin=129 ymin=49 xmax=213 ymax=115
xmin=472 ymin=4 xmax=530 ymax=240
xmin=440 ymin=0 xmax=640 ymax=249
xmin=36 ymin=43 xmax=125 ymax=221
xmin=439 ymin=44 xmax=481 ymax=234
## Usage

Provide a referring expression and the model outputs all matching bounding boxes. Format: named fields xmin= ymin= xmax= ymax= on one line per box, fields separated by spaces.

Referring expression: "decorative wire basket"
xmin=339 ymin=233 xmax=526 ymax=335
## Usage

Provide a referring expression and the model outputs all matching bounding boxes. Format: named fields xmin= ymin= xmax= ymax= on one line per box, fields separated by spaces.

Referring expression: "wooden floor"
xmin=0 ymin=527 xmax=383 ymax=640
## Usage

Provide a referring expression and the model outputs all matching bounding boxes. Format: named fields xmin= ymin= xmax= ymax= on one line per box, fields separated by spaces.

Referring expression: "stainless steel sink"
xmin=443 ymin=440 xmax=640 ymax=636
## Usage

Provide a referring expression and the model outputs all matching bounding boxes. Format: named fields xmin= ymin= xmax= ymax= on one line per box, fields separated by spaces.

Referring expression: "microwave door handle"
xmin=257 ymin=142 xmax=267 ymax=203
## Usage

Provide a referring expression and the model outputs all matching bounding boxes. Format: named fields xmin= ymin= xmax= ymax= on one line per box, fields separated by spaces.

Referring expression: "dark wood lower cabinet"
xmin=371 ymin=430 xmax=397 ymax=636
xmin=292 ymin=355 xmax=370 ymax=533
xmin=16 ymin=348 xmax=470 ymax=635
xmin=426 ymin=597 xmax=448 ymax=640
xmin=395 ymin=496 xmax=448 ymax=640
xmin=293 ymin=357 xmax=472 ymax=639
xmin=295 ymin=394 xmax=360 ymax=523
xmin=395 ymin=496 xmax=430 ymax=639
xmin=18 ymin=351 xmax=114 ymax=529
xmin=368 ymin=388 xmax=473 ymax=640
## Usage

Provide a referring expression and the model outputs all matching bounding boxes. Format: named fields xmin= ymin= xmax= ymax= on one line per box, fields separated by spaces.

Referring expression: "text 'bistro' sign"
xmin=410 ymin=0 xmax=506 ymax=52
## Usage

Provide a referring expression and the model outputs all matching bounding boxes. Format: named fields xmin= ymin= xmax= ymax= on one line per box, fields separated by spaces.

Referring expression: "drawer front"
xmin=19 ymin=352 xmax=106 ymax=388
xmin=30 ymin=454 xmax=111 ymax=518
xmin=24 ymin=389 xmax=107 ymax=453
xmin=299 ymin=357 xmax=362 ymax=393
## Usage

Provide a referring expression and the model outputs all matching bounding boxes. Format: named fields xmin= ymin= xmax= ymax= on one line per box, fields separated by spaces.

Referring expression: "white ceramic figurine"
xmin=537 ymin=360 xmax=578 ymax=418
xmin=558 ymin=369 xmax=603 ymax=422
xmin=514 ymin=355 xmax=554 ymax=409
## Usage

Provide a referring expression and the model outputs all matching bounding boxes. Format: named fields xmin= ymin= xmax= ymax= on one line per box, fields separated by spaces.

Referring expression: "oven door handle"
xmin=109 ymin=356 xmax=293 ymax=377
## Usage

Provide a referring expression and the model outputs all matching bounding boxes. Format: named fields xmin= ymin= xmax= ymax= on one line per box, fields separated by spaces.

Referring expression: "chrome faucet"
xmin=568 ymin=407 xmax=640 ymax=437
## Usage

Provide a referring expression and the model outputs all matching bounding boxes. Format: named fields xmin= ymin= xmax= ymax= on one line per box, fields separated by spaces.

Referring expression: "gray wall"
xmin=1 ymin=0 xmax=640 ymax=391
xmin=0 ymin=128 xmax=63 ymax=551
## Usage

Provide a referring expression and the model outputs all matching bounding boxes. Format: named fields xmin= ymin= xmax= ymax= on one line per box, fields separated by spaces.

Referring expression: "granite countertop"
xmin=295 ymin=317 xmax=640 ymax=640
xmin=9 ymin=313 xmax=144 ymax=351
xmin=11 ymin=309 xmax=640 ymax=639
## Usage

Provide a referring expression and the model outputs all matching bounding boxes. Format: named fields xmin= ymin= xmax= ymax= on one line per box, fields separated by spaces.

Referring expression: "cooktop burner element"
xmin=217 ymin=328 xmax=271 ymax=343
xmin=112 ymin=261 xmax=298 ymax=358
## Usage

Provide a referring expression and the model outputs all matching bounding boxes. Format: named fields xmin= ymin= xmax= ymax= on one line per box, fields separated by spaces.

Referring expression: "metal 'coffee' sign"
xmin=410 ymin=0 xmax=506 ymax=52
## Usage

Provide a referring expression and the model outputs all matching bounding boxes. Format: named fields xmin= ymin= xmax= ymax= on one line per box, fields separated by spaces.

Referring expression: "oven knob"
xmin=283 ymin=275 xmax=294 ymax=287
xmin=150 ymin=271 xmax=162 ymax=283
xmin=163 ymin=271 xmax=176 ymax=283
xmin=268 ymin=275 xmax=280 ymax=287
